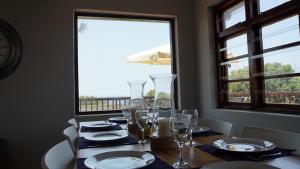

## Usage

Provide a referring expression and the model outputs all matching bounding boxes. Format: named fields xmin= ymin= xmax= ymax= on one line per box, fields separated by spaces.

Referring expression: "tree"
xmin=79 ymin=95 xmax=96 ymax=99
xmin=227 ymin=65 xmax=249 ymax=94
xmin=145 ymin=90 xmax=155 ymax=97
xmin=228 ymin=62 xmax=300 ymax=104
xmin=145 ymin=89 xmax=170 ymax=99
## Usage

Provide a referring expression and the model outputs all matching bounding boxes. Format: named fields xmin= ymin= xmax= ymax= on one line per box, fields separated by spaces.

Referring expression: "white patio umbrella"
xmin=126 ymin=44 xmax=171 ymax=65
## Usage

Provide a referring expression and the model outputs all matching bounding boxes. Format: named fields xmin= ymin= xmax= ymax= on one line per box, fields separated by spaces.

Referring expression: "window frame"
xmin=214 ymin=0 xmax=300 ymax=113
xmin=74 ymin=12 xmax=178 ymax=116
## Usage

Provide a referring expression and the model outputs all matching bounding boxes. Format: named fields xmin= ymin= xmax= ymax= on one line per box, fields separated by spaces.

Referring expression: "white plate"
xmin=83 ymin=121 xmax=118 ymax=128
xmin=192 ymin=126 xmax=210 ymax=133
xmin=109 ymin=117 xmax=127 ymax=122
xmin=83 ymin=130 xmax=128 ymax=141
xmin=84 ymin=151 xmax=155 ymax=169
xmin=202 ymin=161 xmax=279 ymax=169
xmin=213 ymin=138 xmax=276 ymax=152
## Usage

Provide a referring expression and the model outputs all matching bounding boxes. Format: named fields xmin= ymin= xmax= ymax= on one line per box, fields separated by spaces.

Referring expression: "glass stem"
xmin=190 ymin=128 xmax=193 ymax=146
xmin=179 ymin=142 xmax=184 ymax=166
xmin=125 ymin=120 xmax=128 ymax=130
xmin=142 ymin=128 xmax=145 ymax=144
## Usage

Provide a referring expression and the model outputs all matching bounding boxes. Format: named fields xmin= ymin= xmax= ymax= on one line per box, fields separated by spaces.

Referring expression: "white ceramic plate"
xmin=202 ymin=161 xmax=279 ymax=169
xmin=108 ymin=117 xmax=127 ymax=122
xmin=192 ymin=126 xmax=210 ymax=133
xmin=83 ymin=121 xmax=118 ymax=128
xmin=213 ymin=138 xmax=276 ymax=152
xmin=83 ymin=130 xmax=128 ymax=141
xmin=84 ymin=151 xmax=155 ymax=169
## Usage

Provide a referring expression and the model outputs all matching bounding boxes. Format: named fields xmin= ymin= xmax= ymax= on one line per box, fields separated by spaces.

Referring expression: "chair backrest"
xmin=198 ymin=118 xmax=233 ymax=136
xmin=62 ymin=125 xmax=78 ymax=154
xmin=242 ymin=126 xmax=300 ymax=155
xmin=41 ymin=140 xmax=75 ymax=169
xmin=68 ymin=118 xmax=78 ymax=130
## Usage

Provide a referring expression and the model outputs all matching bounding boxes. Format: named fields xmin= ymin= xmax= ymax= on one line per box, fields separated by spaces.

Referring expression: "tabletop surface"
xmin=77 ymin=121 xmax=300 ymax=169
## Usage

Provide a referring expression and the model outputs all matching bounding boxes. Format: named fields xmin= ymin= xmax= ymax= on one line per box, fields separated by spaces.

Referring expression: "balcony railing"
xmin=79 ymin=96 xmax=154 ymax=112
xmin=229 ymin=91 xmax=300 ymax=104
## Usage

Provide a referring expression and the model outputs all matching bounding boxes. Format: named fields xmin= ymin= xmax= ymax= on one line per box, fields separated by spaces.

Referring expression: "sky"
xmin=78 ymin=18 xmax=171 ymax=97
xmin=223 ymin=0 xmax=300 ymax=79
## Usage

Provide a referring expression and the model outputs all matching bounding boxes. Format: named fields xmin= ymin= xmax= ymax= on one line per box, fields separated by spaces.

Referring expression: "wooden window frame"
xmin=214 ymin=0 xmax=300 ymax=113
xmin=74 ymin=12 xmax=178 ymax=116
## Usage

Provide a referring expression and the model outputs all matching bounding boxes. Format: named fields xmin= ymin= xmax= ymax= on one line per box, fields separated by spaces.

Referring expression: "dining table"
xmin=77 ymin=120 xmax=300 ymax=169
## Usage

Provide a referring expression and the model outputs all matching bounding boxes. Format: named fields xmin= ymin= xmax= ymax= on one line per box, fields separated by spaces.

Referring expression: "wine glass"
xmin=122 ymin=105 xmax=132 ymax=130
xmin=170 ymin=114 xmax=190 ymax=169
xmin=135 ymin=109 xmax=150 ymax=144
xmin=183 ymin=109 xmax=198 ymax=146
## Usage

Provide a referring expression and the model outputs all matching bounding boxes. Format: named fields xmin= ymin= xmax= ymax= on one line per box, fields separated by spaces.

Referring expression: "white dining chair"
xmin=198 ymin=118 xmax=233 ymax=136
xmin=62 ymin=125 xmax=79 ymax=154
xmin=41 ymin=140 xmax=75 ymax=169
xmin=68 ymin=118 xmax=79 ymax=130
xmin=242 ymin=126 xmax=300 ymax=154
xmin=201 ymin=161 xmax=279 ymax=169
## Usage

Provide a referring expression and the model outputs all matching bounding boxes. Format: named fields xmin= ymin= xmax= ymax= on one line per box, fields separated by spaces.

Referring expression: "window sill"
xmin=219 ymin=104 xmax=300 ymax=116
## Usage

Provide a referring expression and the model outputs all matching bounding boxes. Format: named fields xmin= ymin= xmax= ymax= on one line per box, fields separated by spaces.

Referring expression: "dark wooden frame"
xmin=74 ymin=12 xmax=178 ymax=115
xmin=0 ymin=19 xmax=22 ymax=80
xmin=214 ymin=0 xmax=300 ymax=113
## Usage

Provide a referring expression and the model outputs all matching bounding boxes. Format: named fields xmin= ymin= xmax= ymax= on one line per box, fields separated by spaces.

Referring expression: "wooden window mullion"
xmin=215 ymin=10 xmax=227 ymax=105
xmin=245 ymin=0 xmax=264 ymax=107
xmin=249 ymin=27 xmax=264 ymax=107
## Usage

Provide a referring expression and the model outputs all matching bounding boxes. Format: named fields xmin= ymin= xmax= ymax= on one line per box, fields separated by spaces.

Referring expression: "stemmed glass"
xmin=122 ymin=105 xmax=132 ymax=130
xmin=183 ymin=109 xmax=199 ymax=146
xmin=135 ymin=109 xmax=150 ymax=144
xmin=170 ymin=114 xmax=190 ymax=169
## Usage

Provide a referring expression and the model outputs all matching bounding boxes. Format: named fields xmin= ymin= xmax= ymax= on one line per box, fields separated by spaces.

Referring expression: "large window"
xmin=214 ymin=0 xmax=300 ymax=112
xmin=74 ymin=13 xmax=176 ymax=115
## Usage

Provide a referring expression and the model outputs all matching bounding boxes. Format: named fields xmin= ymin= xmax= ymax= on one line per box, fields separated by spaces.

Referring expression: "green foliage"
xmin=146 ymin=90 xmax=170 ymax=99
xmin=264 ymin=63 xmax=300 ymax=92
xmin=228 ymin=65 xmax=250 ymax=93
xmin=228 ymin=62 xmax=300 ymax=104
xmin=229 ymin=65 xmax=249 ymax=80
xmin=145 ymin=90 xmax=155 ymax=97
xmin=157 ymin=92 xmax=170 ymax=99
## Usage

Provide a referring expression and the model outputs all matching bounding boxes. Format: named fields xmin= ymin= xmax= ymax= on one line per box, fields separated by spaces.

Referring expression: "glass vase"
xmin=149 ymin=74 xmax=177 ymax=150
xmin=127 ymin=80 xmax=150 ymax=138
xmin=127 ymin=80 xmax=147 ymax=109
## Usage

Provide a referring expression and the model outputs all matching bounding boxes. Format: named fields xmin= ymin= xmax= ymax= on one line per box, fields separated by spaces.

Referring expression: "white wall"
xmin=0 ymin=0 xmax=197 ymax=168
xmin=195 ymin=0 xmax=300 ymax=136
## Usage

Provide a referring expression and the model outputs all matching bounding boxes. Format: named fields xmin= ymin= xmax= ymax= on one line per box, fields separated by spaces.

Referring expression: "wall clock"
xmin=0 ymin=19 xmax=22 ymax=80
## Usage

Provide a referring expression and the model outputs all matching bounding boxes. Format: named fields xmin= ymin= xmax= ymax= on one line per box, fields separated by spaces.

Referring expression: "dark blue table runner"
xmin=192 ymin=130 xmax=222 ymax=137
xmin=196 ymin=144 xmax=295 ymax=161
xmin=108 ymin=119 xmax=127 ymax=124
xmin=80 ymin=125 xmax=122 ymax=132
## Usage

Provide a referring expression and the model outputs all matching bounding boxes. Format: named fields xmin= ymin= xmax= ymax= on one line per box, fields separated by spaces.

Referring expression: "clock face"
xmin=0 ymin=31 xmax=10 ymax=67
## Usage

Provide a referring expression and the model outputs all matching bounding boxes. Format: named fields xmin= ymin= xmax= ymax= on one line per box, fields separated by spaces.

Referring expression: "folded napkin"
xmin=192 ymin=130 xmax=222 ymax=137
xmin=77 ymin=136 xmax=138 ymax=149
xmin=76 ymin=153 xmax=174 ymax=169
xmin=196 ymin=144 xmax=295 ymax=161
xmin=80 ymin=125 xmax=122 ymax=132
